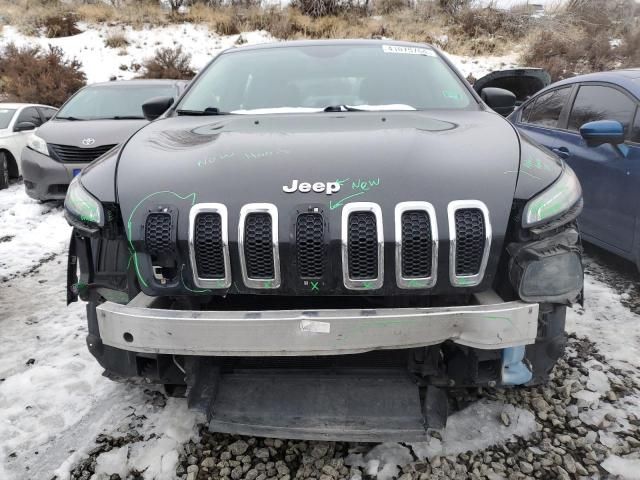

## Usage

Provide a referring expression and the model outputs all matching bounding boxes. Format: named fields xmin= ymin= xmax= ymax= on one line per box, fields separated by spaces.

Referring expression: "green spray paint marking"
xmin=310 ymin=281 xmax=319 ymax=292
xmin=263 ymin=280 xmax=272 ymax=288
xmin=329 ymin=191 xmax=365 ymax=210
xmin=407 ymin=279 xmax=424 ymax=288
xmin=126 ymin=191 xmax=197 ymax=288
xmin=329 ymin=177 xmax=382 ymax=210
xmin=180 ymin=264 xmax=211 ymax=293
xmin=363 ymin=281 xmax=375 ymax=289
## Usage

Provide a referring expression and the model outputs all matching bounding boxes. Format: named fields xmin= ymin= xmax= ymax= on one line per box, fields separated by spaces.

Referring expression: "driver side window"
xmin=567 ymin=85 xmax=635 ymax=137
xmin=521 ymin=87 xmax=571 ymax=129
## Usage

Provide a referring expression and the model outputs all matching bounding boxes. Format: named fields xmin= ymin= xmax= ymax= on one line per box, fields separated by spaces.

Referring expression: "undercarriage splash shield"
xmin=192 ymin=369 xmax=433 ymax=442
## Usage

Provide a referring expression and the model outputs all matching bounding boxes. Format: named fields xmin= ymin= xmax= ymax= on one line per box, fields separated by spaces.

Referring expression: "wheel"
xmin=0 ymin=153 xmax=9 ymax=190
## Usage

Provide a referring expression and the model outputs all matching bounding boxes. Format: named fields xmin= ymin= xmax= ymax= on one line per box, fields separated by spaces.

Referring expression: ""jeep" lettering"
xmin=283 ymin=180 xmax=341 ymax=195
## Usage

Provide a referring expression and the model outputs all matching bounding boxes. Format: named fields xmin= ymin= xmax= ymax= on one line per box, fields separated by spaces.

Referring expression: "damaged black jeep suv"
xmin=65 ymin=40 xmax=584 ymax=441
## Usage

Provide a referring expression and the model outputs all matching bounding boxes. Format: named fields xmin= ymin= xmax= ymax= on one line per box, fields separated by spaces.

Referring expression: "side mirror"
xmin=580 ymin=120 xmax=625 ymax=147
xmin=142 ymin=96 xmax=174 ymax=121
xmin=481 ymin=87 xmax=516 ymax=116
xmin=14 ymin=121 xmax=37 ymax=132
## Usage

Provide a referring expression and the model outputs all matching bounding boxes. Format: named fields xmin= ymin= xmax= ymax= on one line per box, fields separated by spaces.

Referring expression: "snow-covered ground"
xmin=0 ymin=22 xmax=518 ymax=85
xmin=1 ymin=181 xmax=639 ymax=479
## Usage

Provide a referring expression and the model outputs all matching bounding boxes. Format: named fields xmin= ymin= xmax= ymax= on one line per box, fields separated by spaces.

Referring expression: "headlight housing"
xmin=27 ymin=134 xmax=49 ymax=156
xmin=64 ymin=176 xmax=104 ymax=227
xmin=522 ymin=164 xmax=582 ymax=230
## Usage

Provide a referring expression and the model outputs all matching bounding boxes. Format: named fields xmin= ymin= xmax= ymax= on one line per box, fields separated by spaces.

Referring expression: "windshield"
xmin=56 ymin=85 xmax=176 ymax=120
xmin=178 ymin=44 xmax=474 ymax=114
xmin=0 ymin=108 xmax=16 ymax=129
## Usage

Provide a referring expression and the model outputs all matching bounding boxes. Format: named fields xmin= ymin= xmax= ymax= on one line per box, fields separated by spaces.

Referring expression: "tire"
xmin=0 ymin=153 xmax=9 ymax=190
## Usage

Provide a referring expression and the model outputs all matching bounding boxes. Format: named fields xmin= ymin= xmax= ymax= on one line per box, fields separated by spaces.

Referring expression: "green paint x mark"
xmin=126 ymin=191 xmax=197 ymax=288
xmin=310 ymin=281 xmax=319 ymax=292
xmin=407 ymin=279 xmax=423 ymax=288
xmin=363 ymin=281 xmax=374 ymax=289
xmin=263 ymin=280 xmax=273 ymax=288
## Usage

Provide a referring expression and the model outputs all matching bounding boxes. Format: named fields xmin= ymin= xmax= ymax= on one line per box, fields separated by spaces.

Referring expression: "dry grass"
xmin=0 ymin=0 xmax=636 ymax=69
xmin=104 ymin=30 xmax=130 ymax=49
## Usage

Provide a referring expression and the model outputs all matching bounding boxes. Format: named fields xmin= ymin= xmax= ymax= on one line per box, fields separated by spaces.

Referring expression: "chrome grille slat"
xmin=48 ymin=143 xmax=117 ymax=163
xmin=189 ymin=204 xmax=231 ymax=289
xmin=341 ymin=202 xmax=384 ymax=290
xmin=394 ymin=202 xmax=438 ymax=289
xmin=447 ymin=200 xmax=491 ymax=287
xmin=239 ymin=203 xmax=281 ymax=289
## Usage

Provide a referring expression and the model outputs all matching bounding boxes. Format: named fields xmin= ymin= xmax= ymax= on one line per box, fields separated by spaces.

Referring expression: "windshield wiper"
xmin=106 ymin=116 xmax=145 ymax=120
xmin=56 ymin=116 xmax=84 ymax=121
xmin=176 ymin=107 xmax=229 ymax=116
xmin=323 ymin=105 xmax=366 ymax=112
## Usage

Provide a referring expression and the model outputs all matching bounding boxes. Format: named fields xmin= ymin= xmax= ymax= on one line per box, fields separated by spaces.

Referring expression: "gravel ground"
xmin=67 ymin=332 xmax=640 ymax=480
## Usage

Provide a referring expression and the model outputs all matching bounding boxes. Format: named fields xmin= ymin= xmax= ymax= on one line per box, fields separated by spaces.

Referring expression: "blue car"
xmin=509 ymin=69 xmax=640 ymax=269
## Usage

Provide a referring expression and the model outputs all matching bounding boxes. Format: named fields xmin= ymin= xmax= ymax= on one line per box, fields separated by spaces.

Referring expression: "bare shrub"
xmin=374 ymin=0 xmax=407 ymax=15
xmin=41 ymin=12 xmax=81 ymax=38
xmin=138 ymin=46 xmax=196 ymax=80
xmin=104 ymin=31 xmax=130 ymax=49
xmin=438 ymin=0 xmax=470 ymax=16
xmin=0 ymin=43 xmax=86 ymax=107
xmin=618 ymin=27 xmax=640 ymax=68
xmin=292 ymin=0 xmax=341 ymax=18
xmin=521 ymin=27 xmax=614 ymax=81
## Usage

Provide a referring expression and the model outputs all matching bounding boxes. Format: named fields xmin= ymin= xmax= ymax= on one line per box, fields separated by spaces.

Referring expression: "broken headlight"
xmin=64 ymin=176 xmax=104 ymax=227
xmin=522 ymin=165 xmax=582 ymax=230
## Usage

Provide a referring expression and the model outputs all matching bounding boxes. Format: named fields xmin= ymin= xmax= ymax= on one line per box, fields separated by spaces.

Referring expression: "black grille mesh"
xmin=194 ymin=213 xmax=225 ymax=279
xmin=296 ymin=213 xmax=325 ymax=278
xmin=145 ymin=213 xmax=173 ymax=256
xmin=244 ymin=212 xmax=274 ymax=279
xmin=49 ymin=144 xmax=117 ymax=163
xmin=347 ymin=211 xmax=378 ymax=279
xmin=401 ymin=210 xmax=432 ymax=278
xmin=454 ymin=208 xmax=485 ymax=275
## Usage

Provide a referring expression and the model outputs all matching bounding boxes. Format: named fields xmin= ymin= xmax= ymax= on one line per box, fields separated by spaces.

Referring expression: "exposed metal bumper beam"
xmin=96 ymin=291 xmax=539 ymax=356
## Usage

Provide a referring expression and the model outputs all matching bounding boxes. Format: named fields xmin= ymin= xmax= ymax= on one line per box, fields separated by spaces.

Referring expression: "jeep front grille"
xmin=296 ymin=213 xmax=325 ymax=278
xmin=189 ymin=204 xmax=231 ymax=288
xmin=341 ymin=203 xmax=384 ymax=290
xmin=144 ymin=213 xmax=173 ymax=256
xmin=448 ymin=200 xmax=491 ymax=287
xmin=239 ymin=204 xmax=281 ymax=289
xmin=48 ymin=143 xmax=117 ymax=163
xmin=395 ymin=202 xmax=438 ymax=289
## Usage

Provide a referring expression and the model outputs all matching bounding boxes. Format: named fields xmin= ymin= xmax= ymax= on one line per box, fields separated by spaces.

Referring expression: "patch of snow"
xmin=0 ymin=23 xmax=273 ymax=84
xmin=601 ymin=453 xmax=640 ymax=479
xmin=409 ymin=400 xmax=536 ymax=458
xmin=92 ymin=446 xmax=129 ymax=479
xmin=567 ymin=270 xmax=640 ymax=369
xmin=443 ymin=51 xmax=520 ymax=81
xmin=0 ymin=184 xmax=69 ymax=280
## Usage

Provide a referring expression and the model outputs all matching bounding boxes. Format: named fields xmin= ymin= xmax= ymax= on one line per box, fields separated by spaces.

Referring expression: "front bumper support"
xmin=96 ymin=291 xmax=539 ymax=356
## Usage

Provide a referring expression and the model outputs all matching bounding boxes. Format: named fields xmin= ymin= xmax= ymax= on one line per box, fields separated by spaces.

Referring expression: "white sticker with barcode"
xmin=382 ymin=45 xmax=436 ymax=56
xmin=300 ymin=320 xmax=331 ymax=334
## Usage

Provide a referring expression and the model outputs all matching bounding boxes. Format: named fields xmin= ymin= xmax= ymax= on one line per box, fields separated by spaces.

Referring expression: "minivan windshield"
xmin=0 ymin=108 xmax=16 ymax=129
xmin=177 ymin=44 xmax=475 ymax=114
xmin=56 ymin=85 xmax=176 ymax=120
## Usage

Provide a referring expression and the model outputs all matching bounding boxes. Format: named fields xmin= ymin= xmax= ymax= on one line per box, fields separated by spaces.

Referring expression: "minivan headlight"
xmin=523 ymin=165 xmax=582 ymax=229
xmin=27 ymin=134 xmax=49 ymax=156
xmin=65 ymin=176 xmax=103 ymax=226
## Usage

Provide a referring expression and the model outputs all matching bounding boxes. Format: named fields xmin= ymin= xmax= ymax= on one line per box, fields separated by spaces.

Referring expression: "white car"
xmin=0 ymin=103 xmax=58 ymax=189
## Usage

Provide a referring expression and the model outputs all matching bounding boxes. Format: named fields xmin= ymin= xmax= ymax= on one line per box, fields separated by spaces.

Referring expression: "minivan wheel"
xmin=0 ymin=153 xmax=9 ymax=190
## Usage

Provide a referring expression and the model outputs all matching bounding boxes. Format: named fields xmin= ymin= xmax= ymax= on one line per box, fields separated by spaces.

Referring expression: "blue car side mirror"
xmin=580 ymin=120 xmax=625 ymax=147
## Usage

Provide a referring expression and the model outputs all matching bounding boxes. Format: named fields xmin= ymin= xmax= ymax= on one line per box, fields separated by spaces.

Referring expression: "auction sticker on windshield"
xmin=382 ymin=45 xmax=436 ymax=56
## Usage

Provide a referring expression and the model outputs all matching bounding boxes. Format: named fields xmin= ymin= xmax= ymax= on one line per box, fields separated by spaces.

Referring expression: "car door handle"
xmin=551 ymin=147 xmax=570 ymax=159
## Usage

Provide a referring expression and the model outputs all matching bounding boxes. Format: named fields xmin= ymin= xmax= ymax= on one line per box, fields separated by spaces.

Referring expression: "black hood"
xmin=115 ymin=110 xmax=522 ymax=296
xmin=37 ymin=118 xmax=147 ymax=148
